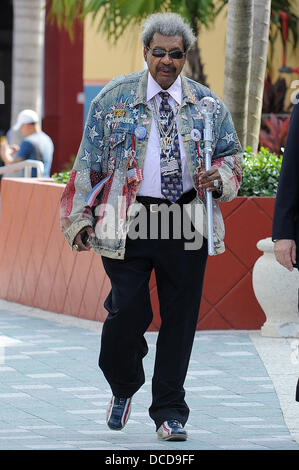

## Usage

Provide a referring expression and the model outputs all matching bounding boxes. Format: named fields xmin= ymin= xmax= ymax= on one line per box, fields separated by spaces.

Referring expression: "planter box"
xmin=253 ymin=237 xmax=299 ymax=337
xmin=0 ymin=178 xmax=274 ymax=330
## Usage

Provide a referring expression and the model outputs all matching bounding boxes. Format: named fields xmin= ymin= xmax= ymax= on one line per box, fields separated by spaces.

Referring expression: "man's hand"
xmin=0 ymin=139 xmax=16 ymax=165
xmin=73 ymin=226 xmax=96 ymax=252
xmin=198 ymin=166 xmax=222 ymax=192
xmin=10 ymin=144 xmax=20 ymax=156
xmin=274 ymin=239 xmax=297 ymax=271
xmin=0 ymin=139 xmax=9 ymax=161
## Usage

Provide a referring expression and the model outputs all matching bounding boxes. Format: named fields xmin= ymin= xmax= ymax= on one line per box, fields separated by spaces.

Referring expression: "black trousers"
xmin=99 ymin=200 xmax=208 ymax=429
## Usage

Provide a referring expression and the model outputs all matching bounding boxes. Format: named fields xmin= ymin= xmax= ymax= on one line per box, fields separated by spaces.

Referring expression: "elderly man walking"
xmin=60 ymin=12 xmax=242 ymax=441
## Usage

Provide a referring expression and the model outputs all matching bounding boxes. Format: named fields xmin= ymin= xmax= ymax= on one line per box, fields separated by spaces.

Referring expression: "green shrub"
xmin=51 ymin=170 xmax=71 ymax=184
xmin=238 ymin=146 xmax=282 ymax=197
xmin=51 ymin=154 xmax=75 ymax=183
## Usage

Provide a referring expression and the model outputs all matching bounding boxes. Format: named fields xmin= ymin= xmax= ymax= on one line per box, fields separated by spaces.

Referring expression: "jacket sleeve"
xmin=272 ymin=101 xmax=299 ymax=241
xmin=60 ymin=98 xmax=104 ymax=247
xmin=211 ymin=105 xmax=243 ymax=203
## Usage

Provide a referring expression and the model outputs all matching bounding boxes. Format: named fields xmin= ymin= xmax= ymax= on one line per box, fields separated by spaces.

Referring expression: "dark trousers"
xmin=99 ymin=202 xmax=208 ymax=429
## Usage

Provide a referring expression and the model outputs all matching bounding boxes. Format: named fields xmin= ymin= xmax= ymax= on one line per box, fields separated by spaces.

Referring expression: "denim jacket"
xmin=61 ymin=70 xmax=242 ymax=259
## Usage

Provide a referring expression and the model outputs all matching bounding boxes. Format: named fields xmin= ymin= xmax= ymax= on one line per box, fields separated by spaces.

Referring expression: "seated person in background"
xmin=0 ymin=109 xmax=54 ymax=177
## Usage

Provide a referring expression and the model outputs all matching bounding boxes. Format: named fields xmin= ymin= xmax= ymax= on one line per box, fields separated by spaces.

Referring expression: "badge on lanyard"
xmin=160 ymin=156 xmax=179 ymax=176
xmin=191 ymin=128 xmax=203 ymax=176
xmin=126 ymin=135 xmax=143 ymax=184
xmin=191 ymin=128 xmax=201 ymax=142
xmin=134 ymin=126 xmax=147 ymax=140
xmin=126 ymin=136 xmax=136 ymax=169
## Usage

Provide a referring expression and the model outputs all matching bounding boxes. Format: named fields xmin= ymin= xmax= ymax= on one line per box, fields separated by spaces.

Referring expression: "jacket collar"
xmin=133 ymin=70 xmax=149 ymax=106
xmin=133 ymin=69 xmax=197 ymax=107
xmin=181 ymin=75 xmax=198 ymax=105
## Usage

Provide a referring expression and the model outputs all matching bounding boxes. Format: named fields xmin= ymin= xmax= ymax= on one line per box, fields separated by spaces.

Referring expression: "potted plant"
xmin=245 ymin=146 xmax=299 ymax=337
xmin=240 ymin=146 xmax=299 ymax=338
xmin=238 ymin=146 xmax=282 ymax=197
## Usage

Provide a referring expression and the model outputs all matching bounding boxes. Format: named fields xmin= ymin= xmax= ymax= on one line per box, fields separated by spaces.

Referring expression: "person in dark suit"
xmin=272 ymin=98 xmax=299 ymax=402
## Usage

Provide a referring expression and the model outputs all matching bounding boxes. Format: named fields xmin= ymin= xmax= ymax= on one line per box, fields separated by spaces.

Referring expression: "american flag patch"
xmin=127 ymin=167 xmax=143 ymax=184
xmin=85 ymin=173 xmax=112 ymax=207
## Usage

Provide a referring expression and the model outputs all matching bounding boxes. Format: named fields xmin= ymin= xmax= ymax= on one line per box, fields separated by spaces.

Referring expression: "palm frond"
xmin=47 ymin=0 xmax=228 ymax=42
xmin=47 ymin=0 xmax=85 ymax=31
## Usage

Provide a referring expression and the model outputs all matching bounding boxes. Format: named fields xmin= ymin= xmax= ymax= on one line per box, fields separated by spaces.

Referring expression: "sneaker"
xmin=106 ymin=396 xmax=132 ymax=430
xmin=157 ymin=419 xmax=187 ymax=441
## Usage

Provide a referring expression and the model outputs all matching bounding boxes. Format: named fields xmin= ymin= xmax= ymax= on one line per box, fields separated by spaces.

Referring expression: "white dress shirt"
xmin=137 ymin=73 xmax=194 ymax=198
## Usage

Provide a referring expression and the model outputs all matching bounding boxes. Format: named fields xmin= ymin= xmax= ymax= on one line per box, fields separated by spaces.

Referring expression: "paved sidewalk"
xmin=0 ymin=299 xmax=298 ymax=450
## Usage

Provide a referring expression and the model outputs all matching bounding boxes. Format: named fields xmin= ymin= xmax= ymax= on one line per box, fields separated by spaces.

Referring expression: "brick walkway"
xmin=0 ymin=299 xmax=298 ymax=450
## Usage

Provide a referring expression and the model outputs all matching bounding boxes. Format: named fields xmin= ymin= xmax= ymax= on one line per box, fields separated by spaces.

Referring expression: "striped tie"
xmin=159 ymin=91 xmax=183 ymax=203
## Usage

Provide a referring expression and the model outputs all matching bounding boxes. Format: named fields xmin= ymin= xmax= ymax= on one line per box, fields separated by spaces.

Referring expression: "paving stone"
xmin=0 ymin=302 xmax=298 ymax=451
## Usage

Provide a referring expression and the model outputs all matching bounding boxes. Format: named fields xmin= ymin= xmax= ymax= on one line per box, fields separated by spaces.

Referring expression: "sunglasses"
xmin=147 ymin=47 xmax=186 ymax=60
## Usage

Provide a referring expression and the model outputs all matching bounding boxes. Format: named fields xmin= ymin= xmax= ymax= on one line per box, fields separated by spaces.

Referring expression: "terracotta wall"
xmin=0 ymin=179 xmax=273 ymax=330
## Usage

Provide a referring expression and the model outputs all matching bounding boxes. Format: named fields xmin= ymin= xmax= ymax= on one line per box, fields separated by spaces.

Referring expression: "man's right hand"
xmin=274 ymin=239 xmax=297 ymax=271
xmin=73 ymin=226 xmax=95 ymax=252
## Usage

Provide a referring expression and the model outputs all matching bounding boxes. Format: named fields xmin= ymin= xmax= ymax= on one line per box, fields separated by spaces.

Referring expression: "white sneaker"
xmin=157 ymin=420 xmax=187 ymax=441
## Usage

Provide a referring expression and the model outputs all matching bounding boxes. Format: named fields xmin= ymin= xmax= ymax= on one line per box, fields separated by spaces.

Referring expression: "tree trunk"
xmin=223 ymin=0 xmax=254 ymax=149
xmin=246 ymin=0 xmax=271 ymax=154
xmin=183 ymin=17 xmax=209 ymax=87
xmin=11 ymin=0 xmax=45 ymax=142
xmin=184 ymin=41 xmax=209 ymax=87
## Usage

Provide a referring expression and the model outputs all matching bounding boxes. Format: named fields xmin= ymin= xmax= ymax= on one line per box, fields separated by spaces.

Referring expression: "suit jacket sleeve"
xmin=272 ymin=101 xmax=299 ymax=241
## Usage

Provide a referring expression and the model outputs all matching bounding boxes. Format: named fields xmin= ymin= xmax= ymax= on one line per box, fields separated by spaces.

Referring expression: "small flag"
xmin=86 ymin=174 xmax=112 ymax=207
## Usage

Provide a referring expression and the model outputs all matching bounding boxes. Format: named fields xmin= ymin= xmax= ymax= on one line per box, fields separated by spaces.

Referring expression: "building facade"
xmin=1 ymin=1 xmax=299 ymax=173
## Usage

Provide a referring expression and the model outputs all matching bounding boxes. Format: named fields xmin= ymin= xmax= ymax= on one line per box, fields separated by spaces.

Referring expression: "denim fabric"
xmin=61 ymin=70 xmax=243 ymax=259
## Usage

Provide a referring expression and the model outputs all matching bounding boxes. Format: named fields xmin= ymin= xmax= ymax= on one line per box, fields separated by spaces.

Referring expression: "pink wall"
xmin=43 ymin=10 xmax=84 ymax=174
xmin=0 ymin=179 xmax=273 ymax=330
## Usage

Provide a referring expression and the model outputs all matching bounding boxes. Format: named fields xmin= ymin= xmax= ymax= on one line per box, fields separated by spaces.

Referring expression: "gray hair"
xmin=141 ymin=12 xmax=196 ymax=52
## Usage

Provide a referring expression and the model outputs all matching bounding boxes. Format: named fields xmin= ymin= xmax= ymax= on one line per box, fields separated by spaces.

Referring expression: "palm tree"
xmin=221 ymin=0 xmax=298 ymax=150
xmin=220 ymin=0 xmax=299 ymax=73
xmin=223 ymin=0 xmax=295 ymax=152
xmin=49 ymin=0 xmax=298 ymax=152
xmin=246 ymin=0 xmax=271 ymax=154
xmin=222 ymin=0 xmax=254 ymax=149
xmin=11 ymin=0 xmax=46 ymax=140
xmin=48 ymin=0 xmax=227 ymax=87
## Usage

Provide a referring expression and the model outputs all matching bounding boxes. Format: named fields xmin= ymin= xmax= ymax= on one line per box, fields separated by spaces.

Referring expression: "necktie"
xmin=158 ymin=91 xmax=183 ymax=203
